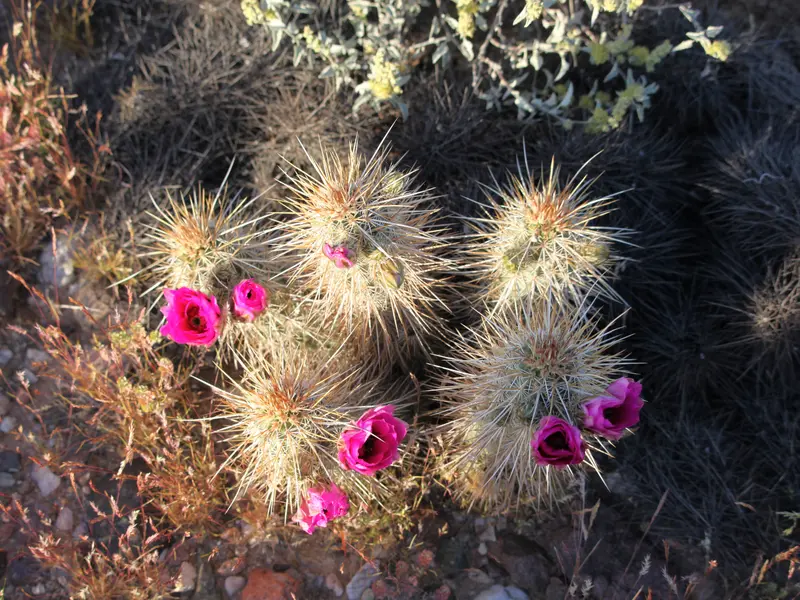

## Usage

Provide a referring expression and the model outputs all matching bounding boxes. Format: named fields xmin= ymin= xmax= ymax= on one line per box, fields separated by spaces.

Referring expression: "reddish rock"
xmin=241 ymin=569 xmax=302 ymax=600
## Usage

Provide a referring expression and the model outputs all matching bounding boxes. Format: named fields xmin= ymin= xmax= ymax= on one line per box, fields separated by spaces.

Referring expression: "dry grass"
xmin=6 ymin=495 xmax=171 ymax=599
xmin=0 ymin=4 xmax=106 ymax=263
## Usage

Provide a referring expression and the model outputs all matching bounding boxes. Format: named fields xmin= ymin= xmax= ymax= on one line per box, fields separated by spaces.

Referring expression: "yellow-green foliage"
xmin=239 ymin=0 xmax=730 ymax=129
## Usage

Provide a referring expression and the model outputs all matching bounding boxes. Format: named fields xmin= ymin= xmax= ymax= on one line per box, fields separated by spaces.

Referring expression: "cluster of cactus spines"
xmin=708 ymin=248 xmax=800 ymax=385
xmin=133 ymin=182 xmax=272 ymax=299
xmin=704 ymin=120 xmax=800 ymax=261
xmin=464 ymin=154 xmax=629 ymax=316
xmin=275 ymin=136 xmax=453 ymax=363
xmin=434 ymin=296 xmax=629 ymax=510
xmin=208 ymin=347 xmax=410 ymax=517
xmin=132 ymin=181 xmax=328 ymax=363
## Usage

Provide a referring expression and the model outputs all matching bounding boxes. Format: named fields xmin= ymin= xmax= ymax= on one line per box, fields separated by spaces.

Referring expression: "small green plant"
xmin=240 ymin=0 xmax=730 ymax=129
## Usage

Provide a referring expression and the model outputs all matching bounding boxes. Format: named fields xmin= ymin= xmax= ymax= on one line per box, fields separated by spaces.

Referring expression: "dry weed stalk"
xmin=0 ymin=4 xmax=105 ymax=262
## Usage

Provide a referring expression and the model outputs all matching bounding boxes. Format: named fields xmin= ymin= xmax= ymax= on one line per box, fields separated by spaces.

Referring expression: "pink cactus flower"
xmin=338 ymin=406 xmax=408 ymax=476
xmin=582 ymin=377 xmax=644 ymax=440
xmin=323 ymin=243 xmax=355 ymax=269
xmin=160 ymin=288 xmax=222 ymax=347
xmin=231 ymin=279 xmax=269 ymax=322
xmin=292 ymin=483 xmax=349 ymax=534
xmin=531 ymin=416 xmax=586 ymax=469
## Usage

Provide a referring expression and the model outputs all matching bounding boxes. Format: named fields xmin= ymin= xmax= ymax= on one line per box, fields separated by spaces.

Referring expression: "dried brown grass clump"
xmin=16 ymin=279 xmax=230 ymax=535
xmin=8 ymin=495 xmax=171 ymax=600
xmin=0 ymin=6 xmax=105 ymax=263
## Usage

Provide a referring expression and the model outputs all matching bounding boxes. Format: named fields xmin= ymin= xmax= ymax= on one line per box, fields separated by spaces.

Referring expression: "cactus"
xmin=131 ymin=182 xmax=328 ymax=363
xmin=209 ymin=345 xmax=411 ymax=518
xmin=433 ymin=295 xmax=632 ymax=511
xmin=275 ymin=137 xmax=453 ymax=366
xmin=464 ymin=155 xmax=629 ymax=317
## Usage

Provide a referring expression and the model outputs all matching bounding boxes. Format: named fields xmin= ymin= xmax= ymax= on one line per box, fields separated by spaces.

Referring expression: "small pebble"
xmin=224 ymin=575 xmax=246 ymax=598
xmin=73 ymin=522 xmax=89 ymax=539
xmin=31 ymin=465 xmax=60 ymax=497
xmin=31 ymin=583 xmax=46 ymax=595
xmin=505 ymin=586 xmax=530 ymax=600
xmin=55 ymin=507 xmax=74 ymax=532
xmin=217 ymin=556 xmax=246 ymax=576
xmin=175 ymin=561 xmax=197 ymax=592
xmin=325 ymin=573 xmax=344 ymax=597
xmin=346 ymin=562 xmax=380 ymax=600
xmin=0 ymin=393 xmax=11 ymax=416
xmin=0 ymin=472 xmax=15 ymax=488
xmin=0 ymin=450 xmax=20 ymax=472
xmin=0 ymin=348 xmax=13 ymax=367
xmin=25 ymin=348 xmax=50 ymax=365
xmin=474 ymin=585 xmax=510 ymax=600
xmin=478 ymin=542 xmax=488 ymax=556
xmin=478 ymin=525 xmax=497 ymax=543
xmin=1 ymin=416 xmax=17 ymax=433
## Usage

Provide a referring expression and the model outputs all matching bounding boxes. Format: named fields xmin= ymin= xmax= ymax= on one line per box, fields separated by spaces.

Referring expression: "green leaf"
xmin=672 ymin=39 xmax=695 ymax=52
xmin=432 ymin=43 xmax=449 ymax=64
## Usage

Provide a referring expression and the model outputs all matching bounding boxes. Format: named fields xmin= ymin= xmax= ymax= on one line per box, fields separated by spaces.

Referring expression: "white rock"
xmin=0 ymin=393 xmax=11 ymax=416
xmin=478 ymin=524 xmax=497 ymax=543
xmin=478 ymin=542 xmax=488 ymax=556
xmin=31 ymin=583 xmax=46 ymax=595
xmin=0 ymin=416 xmax=16 ymax=433
xmin=224 ymin=575 xmax=246 ymax=597
xmin=31 ymin=464 xmax=60 ymax=497
xmin=326 ymin=573 xmax=344 ymax=597
xmin=0 ymin=348 xmax=12 ymax=367
xmin=346 ymin=562 xmax=380 ymax=600
xmin=505 ymin=586 xmax=530 ymax=600
xmin=174 ymin=561 xmax=196 ymax=593
xmin=38 ymin=234 xmax=75 ymax=288
xmin=474 ymin=585 xmax=511 ymax=600
xmin=0 ymin=473 xmax=15 ymax=488
xmin=55 ymin=507 xmax=74 ymax=532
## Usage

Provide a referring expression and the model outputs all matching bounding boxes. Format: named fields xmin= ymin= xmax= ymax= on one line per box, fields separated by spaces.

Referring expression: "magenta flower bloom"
xmin=292 ymin=483 xmax=349 ymax=535
xmin=160 ymin=288 xmax=222 ymax=347
xmin=582 ymin=377 xmax=644 ymax=440
xmin=531 ymin=416 xmax=586 ymax=469
xmin=231 ymin=279 xmax=269 ymax=322
xmin=323 ymin=243 xmax=355 ymax=269
xmin=338 ymin=405 xmax=408 ymax=476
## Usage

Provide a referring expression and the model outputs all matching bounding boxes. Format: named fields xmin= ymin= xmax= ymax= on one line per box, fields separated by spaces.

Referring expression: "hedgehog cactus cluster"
xmin=132 ymin=137 xmax=643 ymax=529
xmin=434 ymin=155 xmax=642 ymax=511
